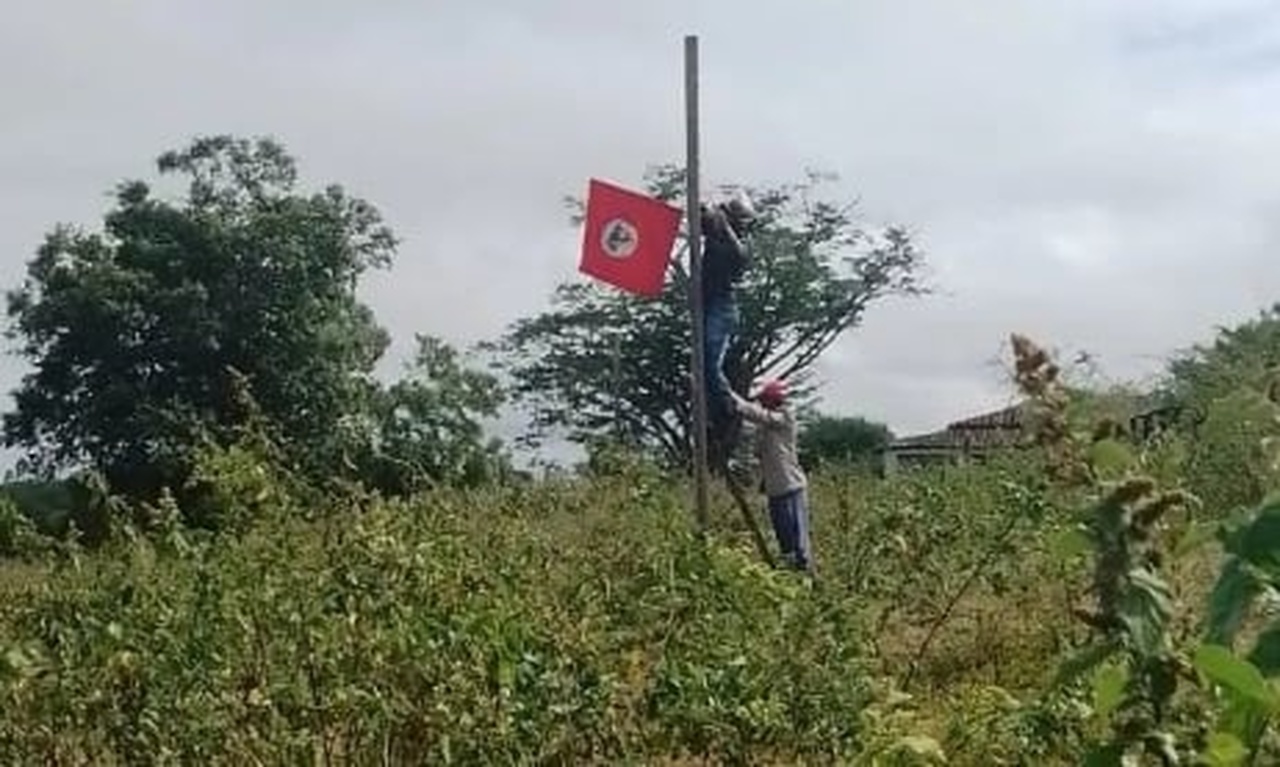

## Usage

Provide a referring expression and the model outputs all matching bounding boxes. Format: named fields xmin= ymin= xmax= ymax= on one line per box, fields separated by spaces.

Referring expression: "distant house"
xmin=879 ymin=395 xmax=1181 ymax=476
xmin=1128 ymin=394 xmax=1182 ymax=441
xmin=880 ymin=403 xmax=1026 ymax=476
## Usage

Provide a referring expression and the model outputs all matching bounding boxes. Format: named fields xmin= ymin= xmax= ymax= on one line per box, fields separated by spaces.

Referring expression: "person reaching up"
xmin=728 ymin=379 xmax=813 ymax=575
xmin=699 ymin=191 xmax=755 ymax=441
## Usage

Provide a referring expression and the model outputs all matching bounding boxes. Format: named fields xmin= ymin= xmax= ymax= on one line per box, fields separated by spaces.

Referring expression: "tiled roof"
xmin=944 ymin=403 xmax=1024 ymax=431
xmin=886 ymin=404 xmax=1026 ymax=454
xmin=888 ymin=429 xmax=961 ymax=450
xmin=885 ymin=394 xmax=1179 ymax=455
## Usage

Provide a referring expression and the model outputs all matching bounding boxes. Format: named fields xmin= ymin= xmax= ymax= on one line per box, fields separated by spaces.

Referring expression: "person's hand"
xmin=723 ymin=392 xmax=738 ymax=412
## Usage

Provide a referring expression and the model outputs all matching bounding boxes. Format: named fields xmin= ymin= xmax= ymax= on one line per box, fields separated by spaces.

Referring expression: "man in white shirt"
xmin=728 ymin=379 xmax=813 ymax=574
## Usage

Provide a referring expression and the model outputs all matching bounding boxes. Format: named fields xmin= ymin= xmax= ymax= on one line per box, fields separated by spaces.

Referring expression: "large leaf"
xmin=1193 ymin=644 xmax=1280 ymax=712
xmin=1223 ymin=501 xmax=1280 ymax=582
xmin=1092 ymin=661 xmax=1130 ymax=720
xmin=1051 ymin=639 xmax=1120 ymax=690
xmin=1245 ymin=620 xmax=1280 ymax=678
xmin=1206 ymin=559 xmax=1263 ymax=646
xmin=1119 ymin=567 xmax=1174 ymax=657
xmin=1202 ymin=731 xmax=1248 ymax=767
xmin=1215 ymin=693 xmax=1272 ymax=758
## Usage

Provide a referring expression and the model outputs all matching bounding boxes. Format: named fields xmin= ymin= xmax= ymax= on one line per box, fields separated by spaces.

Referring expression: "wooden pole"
xmin=684 ymin=35 xmax=710 ymax=536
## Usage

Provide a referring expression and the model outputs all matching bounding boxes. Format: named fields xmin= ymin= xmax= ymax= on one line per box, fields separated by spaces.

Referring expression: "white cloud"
xmin=3 ymin=0 xmax=1280 ymax=463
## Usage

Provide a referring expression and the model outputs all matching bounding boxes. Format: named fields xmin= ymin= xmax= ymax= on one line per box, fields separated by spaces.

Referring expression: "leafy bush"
xmin=0 ymin=498 xmax=47 ymax=560
xmin=0 ymin=456 xmax=880 ymax=764
xmin=13 ymin=327 xmax=1280 ymax=763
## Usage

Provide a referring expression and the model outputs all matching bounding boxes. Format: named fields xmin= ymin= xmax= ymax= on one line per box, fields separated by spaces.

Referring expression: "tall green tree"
xmin=797 ymin=414 xmax=894 ymax=472
xmin=1161 ymin=304 xmax=1280 ymax=513
xmin=3 ymin=135 xmax=500 ymax=501
xmin=352 ymin=334 xmax=509 ymax=496
xmin=1165 ymin=303 xmax=1280 ymax=414
xmin=489 ymin=166 xmax=925 ymax=468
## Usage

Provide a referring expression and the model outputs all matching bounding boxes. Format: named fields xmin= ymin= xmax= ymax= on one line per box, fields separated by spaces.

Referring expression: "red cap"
xmin=758 ymin=379 xmax=786 ymax=407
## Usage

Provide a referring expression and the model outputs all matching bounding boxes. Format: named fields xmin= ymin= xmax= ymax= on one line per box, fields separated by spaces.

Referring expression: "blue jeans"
xmin=768 ymin=488 xmax=812 ymax=572
xmin=703 ymin=298 xmax=738 ymax=424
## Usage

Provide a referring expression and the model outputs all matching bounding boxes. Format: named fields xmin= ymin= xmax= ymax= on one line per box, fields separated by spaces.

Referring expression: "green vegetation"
xmin=797 ymin=414 xmax=895 ymax=473
xmin=6 ymin=323 xmax=1280 ymax=763
xmin=8 ymin=135 xmax=1280 ymax=763
xmin=3 ymin=136 xmax=507 ymax=522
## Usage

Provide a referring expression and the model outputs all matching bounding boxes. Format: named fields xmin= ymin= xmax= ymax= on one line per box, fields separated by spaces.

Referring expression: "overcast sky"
xmin=4 ymin=0 xmax=1280 ymax=466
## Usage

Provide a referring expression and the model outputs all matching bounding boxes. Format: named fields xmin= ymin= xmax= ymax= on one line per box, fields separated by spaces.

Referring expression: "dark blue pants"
xmin=767 ymin=488 xmax=812 ymax=572
xmin=703 ymin=297 xmax=738 ymax=426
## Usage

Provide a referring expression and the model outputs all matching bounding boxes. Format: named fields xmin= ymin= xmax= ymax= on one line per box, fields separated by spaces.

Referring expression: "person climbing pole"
xmin=728 ymin=379 xmax=814 ymax=575
xmin=699 ymin=190 xmax=756 ymax=444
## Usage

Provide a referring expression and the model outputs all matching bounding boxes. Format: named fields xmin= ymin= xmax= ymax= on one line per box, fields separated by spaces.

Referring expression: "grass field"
xmin=0 ymin=444 xmax=1255 ymax=765
xmin=5 ymin=336 xmax=1280 ymax=764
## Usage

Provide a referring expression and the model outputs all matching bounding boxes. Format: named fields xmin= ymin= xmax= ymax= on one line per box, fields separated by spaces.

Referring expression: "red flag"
xmin=578 ymin=178 xmax=682 ymax=297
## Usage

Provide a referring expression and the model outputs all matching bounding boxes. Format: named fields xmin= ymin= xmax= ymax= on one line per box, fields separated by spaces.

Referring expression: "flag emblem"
xmin=600 ymin=218 xmax=639 ymax=259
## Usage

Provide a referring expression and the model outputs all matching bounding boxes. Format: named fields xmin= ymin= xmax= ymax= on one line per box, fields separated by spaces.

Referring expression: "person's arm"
xmin=692 ymin=206 xmax=723 ymax=270
xmin=703 ymin=207 xmax=747 ymax=257
xmin=714 ymin=210 xmax=748 ymax=267
xmin=699 ymin=204 xmax=726 ymax=240
xmin=729 ymin=391 xmax=786 ymax=427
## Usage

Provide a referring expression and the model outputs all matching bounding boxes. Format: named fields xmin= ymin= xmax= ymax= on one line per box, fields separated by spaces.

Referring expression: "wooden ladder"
xmin=709 ymin=415 xmax=776 ymax=569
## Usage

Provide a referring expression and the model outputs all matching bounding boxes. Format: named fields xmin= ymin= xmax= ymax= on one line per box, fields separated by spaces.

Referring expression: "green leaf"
xmin=1194 ymin=644 xmax=1280 ymax=711
xmin=1052 ymin=640 xmax=1120 ymax=690
xmin=1082 ymin=743 xmax=1125 ymax=767
xmin=1206 ymin=559 xmax=1262 ymax=646
xmin=1088 ymin=438 xmax=1137 ymax=479
xmin=1119 ymin=567 xmax=1174 ymax=656
xmin=1049 ymin=525 xmax=1091 ymax=563
xmin=1202 ymin=731 xmax=1248 ymax=767
xmin=1091 ymin=662 xmax=1129 ymax=720
xmin=1245 ymin=620 xmax=1280 ymax=678
xmin=1224 ymin=501 xmax=1280 ymax=582
xmin=1216 ymin=693 xmax=1271 ymax=756
xmin=496 ymin=657 xmax=516 ymax=690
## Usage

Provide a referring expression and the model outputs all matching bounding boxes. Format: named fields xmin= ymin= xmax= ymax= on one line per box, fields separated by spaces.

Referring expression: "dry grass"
xmin=0 ymin=561 xmax=47 ymax=596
